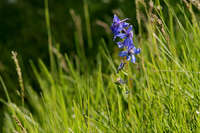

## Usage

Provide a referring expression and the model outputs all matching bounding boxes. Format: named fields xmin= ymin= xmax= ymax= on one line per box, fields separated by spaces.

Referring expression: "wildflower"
xmin=117 ymin=62 xmax=126 ymax=73
xmin=119 ymin=47 xmax=141 ymax=63
xmin=116 ymin=41 xmax=124 ymax=48
xmin=111 ymin=14 xmax=141 ymax=65
xmin=111 ymin=14 xmax=129 ymax=40
xmin=116 ymin=25 xmax=134 ymax=48
xmin=123 ymin=26 xmax=134 ymax=48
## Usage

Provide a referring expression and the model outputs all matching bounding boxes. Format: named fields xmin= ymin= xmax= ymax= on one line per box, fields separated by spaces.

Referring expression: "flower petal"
xmin=128 ymin=44 xmax=135 ymax=51
xmin=127 ymin=25 xmax=132 ymax=33
xmin=116 ymin=42 xmax=124 ymax=48
xmin=119 ymin=51 xmax=128 ymax=57
xmin=122 ymin=22 xmax=129 ymax=28
xmin=124 ymin=38 xmax=133 ymax=47
xmin=113 ymin=14 xmax=120 ymax=23
xmin=115 ymin=33 xmax=126 ymax=39
xmin=126 ymin=55 xmax=131 ymax=61
xmin=131 ymin=55 xmax=136 ymax=63
xmin=128 ymin=31 xmax=133 ymax=38
xmin=133 ymin=48 xmax=141 ymax=54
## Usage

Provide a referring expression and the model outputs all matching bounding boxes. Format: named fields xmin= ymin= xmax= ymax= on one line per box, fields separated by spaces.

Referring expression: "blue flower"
xmin=116 ymin=42 xmax=124 ymax=48
xmin=111 ymin=14 xmax=129 ymax=40
xmin=111 ymin=14 xmax=141 ymax=65
xmin=116 ymin=25 xmax=134 ymax=48
xmin=117 ymin=62 xmax=126 ymax=73
xmin=123 ymin=26 xmax=134 ymax=48
xmin=119 ymin=47 xmax=141 ymax=63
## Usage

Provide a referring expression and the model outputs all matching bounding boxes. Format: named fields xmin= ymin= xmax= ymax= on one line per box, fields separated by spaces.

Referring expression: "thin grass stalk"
xmin=136 ymin=0 xmax=142 ymax=38
xmin=70 ymin=9 xmax=85 ymax=58
xmin=83 ymin=0 xmax=93 ymax=48
xmin=44 ymin=0 xmax=55 ymax=75
xmin=11 ymin=51 xmax=24 ymax=106
xmin=0 ymin=75 xmax=11 ymax=103
xmin=13 ymin=115 xmax=27 ymax=133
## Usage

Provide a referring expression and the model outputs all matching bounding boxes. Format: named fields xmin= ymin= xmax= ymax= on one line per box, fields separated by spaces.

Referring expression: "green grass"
xmin=1 ymin=0 xmax=200 ymax=132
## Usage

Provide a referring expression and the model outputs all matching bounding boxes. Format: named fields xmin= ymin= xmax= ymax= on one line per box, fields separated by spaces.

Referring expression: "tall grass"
xmin=1 ymin=0 xmax=200 ymax=132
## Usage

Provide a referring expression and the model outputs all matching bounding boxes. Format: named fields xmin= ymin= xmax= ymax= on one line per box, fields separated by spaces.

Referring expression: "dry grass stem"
xmin=96 ymin=20 xmax=111 ymax=34
xmin=11 ymin=51 xmax=24 ymax=105
xmin=13 ymin=115 xmax=27 ymax=133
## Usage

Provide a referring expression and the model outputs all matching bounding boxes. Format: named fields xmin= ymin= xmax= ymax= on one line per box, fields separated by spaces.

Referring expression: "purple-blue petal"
xmin=126 ymin=55 xmax=131 ymax=61
xmin=113 ymin=14 xmax=120 ymax=23
xmin=119 ymin=51 xmax=128 ymax=57
xmin=124 ymin=38 xmax=133 ymax=47
xmin=115 ymin=33 xmax=126 ymax=39
xmin=133 ymin=47 xmax=141 ymax=54
xmin=128 ymin=44 xmax=135 ymax=51
xmin=128 ymin=31 xmax=133 ymax=38
xmin=127 ymin=25 xmax=133 ymax=33
xmin=131 ymin=55 xmax=136 ymax=63
xmin=122 ymin=22 xmax=129 ymax=28
xmin=116 ymin=42 xmax=124 ymax=48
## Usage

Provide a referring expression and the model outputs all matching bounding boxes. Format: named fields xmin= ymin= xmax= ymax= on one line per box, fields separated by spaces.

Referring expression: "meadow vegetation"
xmin=1 ymin=0 xmax=200 ymax=132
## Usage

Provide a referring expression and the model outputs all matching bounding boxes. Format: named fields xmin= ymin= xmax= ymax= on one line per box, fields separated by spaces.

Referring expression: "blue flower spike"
xmin=111 ymin=14 xmax=141 ymax=71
